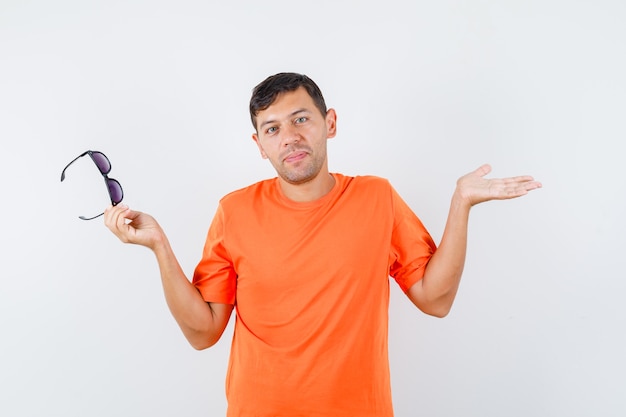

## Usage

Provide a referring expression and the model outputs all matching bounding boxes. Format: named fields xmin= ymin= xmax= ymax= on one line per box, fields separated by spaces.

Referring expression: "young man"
xmin=104 ymin=72 xmax=541 ymax=416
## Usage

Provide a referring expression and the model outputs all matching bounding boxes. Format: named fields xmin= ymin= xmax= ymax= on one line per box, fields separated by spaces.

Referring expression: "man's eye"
xmin=295 ymin=117 xmax=307 ymax=124
xmin=266 ymin=126 xmax=277 ymax=134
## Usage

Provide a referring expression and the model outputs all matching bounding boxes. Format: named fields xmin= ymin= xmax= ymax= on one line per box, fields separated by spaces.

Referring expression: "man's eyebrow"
xmin=259 ymin=108 xmax=311 ymax=129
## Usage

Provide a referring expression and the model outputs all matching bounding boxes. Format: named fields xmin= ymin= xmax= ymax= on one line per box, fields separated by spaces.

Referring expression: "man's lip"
xmin=283 ymin=151 xmax=308 ymax=163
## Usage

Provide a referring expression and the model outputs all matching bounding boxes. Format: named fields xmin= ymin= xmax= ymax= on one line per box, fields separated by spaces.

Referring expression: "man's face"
xmin=252 ymin=87 xmax=336 ymax=185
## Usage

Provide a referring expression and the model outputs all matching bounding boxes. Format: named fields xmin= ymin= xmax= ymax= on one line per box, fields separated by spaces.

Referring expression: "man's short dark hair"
xmin=249 ymin=72 xmax=328 ymax=130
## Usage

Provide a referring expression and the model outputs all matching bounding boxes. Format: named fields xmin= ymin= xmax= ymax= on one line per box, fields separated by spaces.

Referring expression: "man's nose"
xmin=280 ymin=124 xmax=300 ymax=146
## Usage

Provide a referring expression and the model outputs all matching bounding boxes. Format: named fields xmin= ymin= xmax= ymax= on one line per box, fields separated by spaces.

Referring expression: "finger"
xmin=508 ymin=177 xmax=543 ymax=193
xmin=114 ymin=207 xmax=137 ymax=242
xmin=115 ymin=205 xmax=137 ymax=231
xmin=472 ymin=163 xmax=492 ymax=178
xmin=105 ymin=204 xmax=133 ymax=238
xmin=104 ymin=204 xmax=127 ymax=228
xmin=503 ymin=175 xmax=536 ymax=184
xmin=522 ymin=180 xmax=543 ymax=191
xmin=501 ymin=180 xmax=542 ymax=199
xmin=103 ymin=204 xmax=119 ymax=229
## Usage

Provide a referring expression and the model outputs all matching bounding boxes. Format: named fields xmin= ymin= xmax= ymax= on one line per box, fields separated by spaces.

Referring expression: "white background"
xmin=1 ymin=1 xmax=625 ymax=416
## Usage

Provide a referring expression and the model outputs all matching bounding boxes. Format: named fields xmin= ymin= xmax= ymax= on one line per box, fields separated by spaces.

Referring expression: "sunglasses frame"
xmin=60 ymin=150 xmax=124 ymax=220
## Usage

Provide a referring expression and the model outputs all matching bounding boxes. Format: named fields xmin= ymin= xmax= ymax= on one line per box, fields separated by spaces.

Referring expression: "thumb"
xmin=472 ymin=163 xmax=492 ymax=178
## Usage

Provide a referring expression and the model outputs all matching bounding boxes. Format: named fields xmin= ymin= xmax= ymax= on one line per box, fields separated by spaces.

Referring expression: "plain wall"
xmin=1 ymin=1 xmax=625 ymax=416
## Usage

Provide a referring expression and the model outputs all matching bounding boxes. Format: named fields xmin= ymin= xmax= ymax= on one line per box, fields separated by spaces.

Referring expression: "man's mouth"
xmin=284 ymin=151 xmax=308 ymax=163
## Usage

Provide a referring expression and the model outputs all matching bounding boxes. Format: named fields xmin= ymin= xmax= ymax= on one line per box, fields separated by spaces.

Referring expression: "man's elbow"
xmin=185 ymin=329 xmax=223 ymax=350
xmin=422 ymin=303 xmax=452 ymax=318
xmin=183 ymin=303 xmax=233 ymax=350
xmin=190 ymin=341 xmax=213 ymax=351
xmin=408 ymin=287 xmax=455 ymax=318
xmin=189 ymin=335 xmax=220 ymax=350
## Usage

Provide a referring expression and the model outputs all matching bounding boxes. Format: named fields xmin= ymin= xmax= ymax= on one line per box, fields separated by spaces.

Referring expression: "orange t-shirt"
xmin=193 ymin=174 xmax=436 ymax=417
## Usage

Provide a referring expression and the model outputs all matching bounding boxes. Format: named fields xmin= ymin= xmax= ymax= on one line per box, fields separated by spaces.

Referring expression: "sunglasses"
xmin=60 ymin=150 xmax=124 ymax=220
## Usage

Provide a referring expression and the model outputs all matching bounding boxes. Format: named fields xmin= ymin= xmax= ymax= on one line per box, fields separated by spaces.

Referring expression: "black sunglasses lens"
xmin=107 ymin=178 xmax=124 ymax=204
xmin=91 ymin=152 xmax=111 ymax=175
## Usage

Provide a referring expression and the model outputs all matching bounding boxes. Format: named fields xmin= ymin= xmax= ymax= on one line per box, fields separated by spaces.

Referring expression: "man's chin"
xmin=279 ymin=169 xmax=318 ymax=186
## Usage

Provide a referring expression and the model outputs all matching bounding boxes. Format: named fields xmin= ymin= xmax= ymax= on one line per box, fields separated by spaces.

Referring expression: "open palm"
xmin=457 ymin=164 xmax=542 ymax=207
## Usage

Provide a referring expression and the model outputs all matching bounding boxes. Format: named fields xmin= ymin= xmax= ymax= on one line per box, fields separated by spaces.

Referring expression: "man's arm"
xmin=407 ymin=164 xmax=542 ymax=317
xmin=104 ymin=204 xmax=233 ymax=350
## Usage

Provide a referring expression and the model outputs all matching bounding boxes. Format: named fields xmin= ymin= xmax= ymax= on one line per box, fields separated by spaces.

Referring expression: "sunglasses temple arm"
xmin=79 ymin=212 xmax=105 ymax=221
xmin=60 ymin=151 xmax=90 ymax=181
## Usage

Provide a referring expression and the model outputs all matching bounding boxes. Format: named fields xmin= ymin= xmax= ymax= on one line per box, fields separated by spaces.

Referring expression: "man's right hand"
xmin=104 ymin=204 xmax=165 ymax=250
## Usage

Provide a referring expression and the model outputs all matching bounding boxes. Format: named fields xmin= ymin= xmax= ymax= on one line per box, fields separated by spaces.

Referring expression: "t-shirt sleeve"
xmin=388 ymin=186 xmax=437 ymax=293
xmin=192 ymin=203 xmax=237 ymax=304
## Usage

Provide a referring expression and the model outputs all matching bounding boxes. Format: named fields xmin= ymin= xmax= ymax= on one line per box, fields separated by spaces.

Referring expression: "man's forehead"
xmin=257 ymin=88 xmax=316 ymax=123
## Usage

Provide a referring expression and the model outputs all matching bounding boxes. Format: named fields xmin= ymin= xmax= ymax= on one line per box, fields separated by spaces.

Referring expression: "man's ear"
xmin=252 ymin=133 xmax=268 ymax=159
xmin=326 ymin=108 xmax=337 ymax=139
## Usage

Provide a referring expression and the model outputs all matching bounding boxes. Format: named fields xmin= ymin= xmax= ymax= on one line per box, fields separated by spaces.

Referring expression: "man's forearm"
xmin=408 ymin=193 xmax=471 ymax=317
xmin=152 ymin=237 xmax=232 ymax=349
